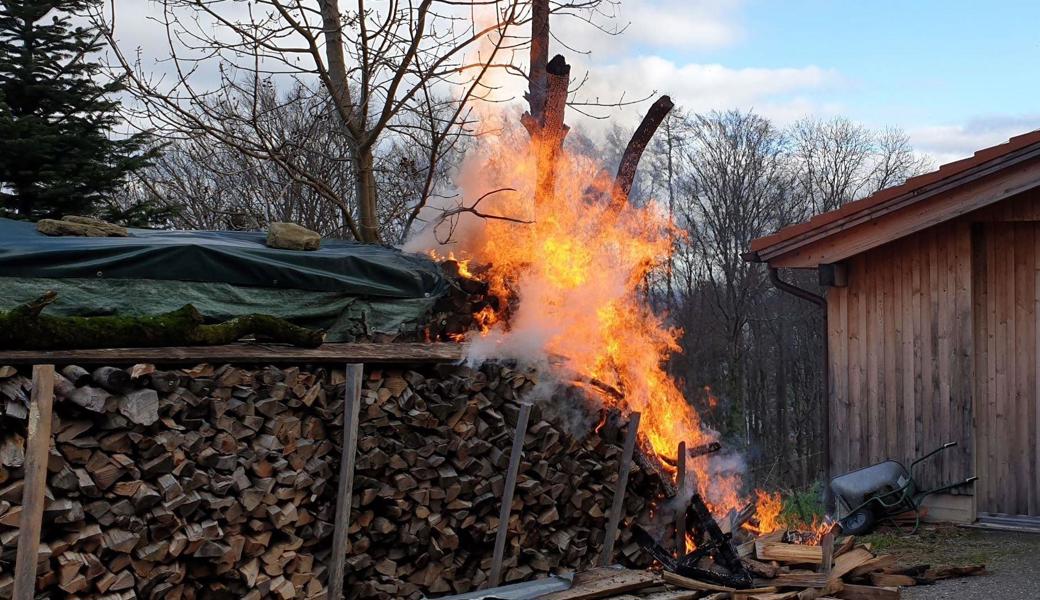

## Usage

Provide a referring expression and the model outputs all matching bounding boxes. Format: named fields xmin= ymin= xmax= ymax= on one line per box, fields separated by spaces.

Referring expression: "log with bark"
xmin=0 ymin=292 xmax=325 ymax=350
xmin=0 ymin=361 xmax=669 ymax=599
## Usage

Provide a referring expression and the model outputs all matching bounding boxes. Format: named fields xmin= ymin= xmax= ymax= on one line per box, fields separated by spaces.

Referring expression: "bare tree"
xmin=790 ymin=117 xmax=929 ymax=214
xmin=94 ymin=0 xmax=615 ymax=242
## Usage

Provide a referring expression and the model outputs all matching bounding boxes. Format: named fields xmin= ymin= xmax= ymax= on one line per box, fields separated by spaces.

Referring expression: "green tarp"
xmin=0 ymin=218 xmax=446 ymax=296
xmin=0 ymin=219 xmax=447 ymax=342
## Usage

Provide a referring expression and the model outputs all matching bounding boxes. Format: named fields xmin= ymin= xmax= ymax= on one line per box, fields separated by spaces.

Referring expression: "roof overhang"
xmin=746 ymin=133 xmax=1040 ymax=268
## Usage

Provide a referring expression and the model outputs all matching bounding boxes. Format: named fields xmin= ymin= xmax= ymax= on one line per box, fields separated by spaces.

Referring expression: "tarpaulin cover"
xmin=0 ymin=217 xmax=447 ymax=297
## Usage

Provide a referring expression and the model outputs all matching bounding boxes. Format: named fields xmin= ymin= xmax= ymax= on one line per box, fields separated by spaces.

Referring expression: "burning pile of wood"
xmin=0 ymin=361 xmax=668 ymax=598
xmin=538 ymin=530 xmax=986 ymax=600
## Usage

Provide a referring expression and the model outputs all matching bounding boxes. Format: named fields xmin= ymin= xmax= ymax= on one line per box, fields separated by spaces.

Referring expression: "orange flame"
xmin=744 ymin=490 xmax=834 ymax=544
xmin=419 ymin=122 xmax=743 ymax=515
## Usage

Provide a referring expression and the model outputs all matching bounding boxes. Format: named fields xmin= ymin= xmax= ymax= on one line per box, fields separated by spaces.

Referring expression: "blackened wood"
xmin=488 ymin=402 xmax=532 ymax=588
xmin=611 ymin=95 xmax=675 ymax=210
xmin=527 ymin=0 xmax=549 ymax=121
xmin=675 ymin=440 xmax=686 ymax=555
xmin=599 ymin=411 xmax=641 ymax=566
xmin=13 ymin=365 xmax=55 ymax=600
xmin=328 ymin=363 xmax=363 ymax=600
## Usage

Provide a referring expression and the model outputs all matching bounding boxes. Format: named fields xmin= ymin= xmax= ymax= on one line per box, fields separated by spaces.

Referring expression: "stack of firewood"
xmin=0 ymin=361 xmax=665 ymax=599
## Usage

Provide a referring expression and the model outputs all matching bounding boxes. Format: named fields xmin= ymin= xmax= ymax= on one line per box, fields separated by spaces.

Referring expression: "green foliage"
xmin=780 ymin=481 xmax=827 ymax=524
xmin=0 ymin=0 xmax=160 ymax=221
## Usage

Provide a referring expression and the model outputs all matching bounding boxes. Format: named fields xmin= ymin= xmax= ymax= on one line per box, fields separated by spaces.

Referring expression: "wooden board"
xmin=0 ymin=342 xmax=465 ymax=366
xmin=13 ymin=365 xmax=55 ymax=600
xmin=755 ymin=541 xmax=823 ymax=565
xmin=539 ymin=568 xmax=658 ymax=600
xmin=835 ymin=584 xmax=900 ymax=600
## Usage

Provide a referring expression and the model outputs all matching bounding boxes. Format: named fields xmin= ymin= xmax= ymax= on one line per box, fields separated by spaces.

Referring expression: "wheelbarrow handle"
xmin=910 ymin=441 xmax=958 ymax=472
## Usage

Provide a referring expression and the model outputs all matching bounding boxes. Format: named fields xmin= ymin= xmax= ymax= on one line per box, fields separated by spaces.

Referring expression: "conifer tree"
xmin=0 ymin=0 xmax=158 ymax=220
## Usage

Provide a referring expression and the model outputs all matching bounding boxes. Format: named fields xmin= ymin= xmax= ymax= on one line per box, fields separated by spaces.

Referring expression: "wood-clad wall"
xmin=972 ymin=221 xmax=1040 ymax=516
xmin=826 ymin=221 xmax=975 ymax=492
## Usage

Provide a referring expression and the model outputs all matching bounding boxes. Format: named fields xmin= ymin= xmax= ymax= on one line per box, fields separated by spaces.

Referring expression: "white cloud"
xmin=564 ymin=55 xmax=843 ymax=134
xmin=909 ymin=115 xmax=1040 ymax=165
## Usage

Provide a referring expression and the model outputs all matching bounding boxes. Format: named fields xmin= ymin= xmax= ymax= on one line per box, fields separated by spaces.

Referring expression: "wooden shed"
xmin=746 ymin=130 xmax=1040 ymax=525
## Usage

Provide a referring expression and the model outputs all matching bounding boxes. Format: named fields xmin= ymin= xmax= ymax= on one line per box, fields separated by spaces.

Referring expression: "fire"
xmin=745 ymin=490 xmax=784 ymax=535
xmin=745 ymin=490 xmax=835 ymax=545
xmin=416 ymin=119 xmax=742 ymax=515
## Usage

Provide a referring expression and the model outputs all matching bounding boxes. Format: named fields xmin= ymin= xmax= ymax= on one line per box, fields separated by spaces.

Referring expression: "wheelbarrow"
xmin=826 ymin=442 xmax=978 ymax=535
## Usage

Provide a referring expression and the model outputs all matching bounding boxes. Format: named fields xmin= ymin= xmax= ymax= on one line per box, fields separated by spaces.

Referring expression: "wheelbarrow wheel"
xmin=839 ymin=507 xmax=876 ymax=535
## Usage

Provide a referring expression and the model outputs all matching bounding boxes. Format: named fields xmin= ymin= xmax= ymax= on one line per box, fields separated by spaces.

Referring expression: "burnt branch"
xmin=610 ymin=95 xmax=675 ymax=210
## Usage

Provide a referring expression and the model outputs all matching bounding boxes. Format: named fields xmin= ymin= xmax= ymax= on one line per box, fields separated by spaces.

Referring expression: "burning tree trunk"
xmin=522 ymin=0 xmax=571 ymax=207
xmin=611 ymin=96 xmax=676 ymax=209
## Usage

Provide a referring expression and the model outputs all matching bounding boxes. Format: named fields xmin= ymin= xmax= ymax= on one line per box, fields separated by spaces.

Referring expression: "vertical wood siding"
xmin=827 ymin=221 xmax=975 ymax=491
xmin=972 ymin=222 xmax=1040 ymax=515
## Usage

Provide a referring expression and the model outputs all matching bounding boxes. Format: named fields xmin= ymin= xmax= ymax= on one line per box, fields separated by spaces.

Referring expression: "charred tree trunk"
xmin=610 ymin=95 xmax=675 ymax=210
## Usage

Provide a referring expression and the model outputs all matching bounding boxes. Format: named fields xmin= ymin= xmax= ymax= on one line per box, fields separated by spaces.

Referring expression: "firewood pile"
xmin=0 ymin=361 xmax=667 ymax=599
xmin=527 ymin=531 xmax=986 ymax=600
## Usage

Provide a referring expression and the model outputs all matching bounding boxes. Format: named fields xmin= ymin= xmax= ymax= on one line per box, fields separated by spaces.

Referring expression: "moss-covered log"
xmin=0 ymin=291 xmax=325 ymax=350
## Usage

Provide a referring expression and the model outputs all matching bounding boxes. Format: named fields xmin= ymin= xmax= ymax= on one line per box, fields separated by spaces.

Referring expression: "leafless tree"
xmin=94 ymin=0 xmax=616 ymax=242
xmin=790 ymin=117 xmax=929 ymax=214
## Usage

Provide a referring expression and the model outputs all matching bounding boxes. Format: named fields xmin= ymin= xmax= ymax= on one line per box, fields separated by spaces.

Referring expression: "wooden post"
xmin=327 ymin=363 xmax=363 ymax=600
xmin=599 ymin=411 xmax=641 ymax=566
xmin=13 ymin=365 xmax=54 ymax=600
xmin=819 ymin=530 xmax=836 ymax=576
xmin=674 ymin=440 xmax=686 ymax=556
xmin=488 ymin=402 xmax=532 ymax=588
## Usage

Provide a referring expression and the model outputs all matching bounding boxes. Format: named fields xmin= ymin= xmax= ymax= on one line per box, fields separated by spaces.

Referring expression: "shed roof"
xmin=746 ymin=130 xmax=1040 ymax=268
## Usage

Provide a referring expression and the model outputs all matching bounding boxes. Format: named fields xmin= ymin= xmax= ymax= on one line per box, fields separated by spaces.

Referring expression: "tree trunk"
xmin=355 ymin=146 xmax=380 ymax=243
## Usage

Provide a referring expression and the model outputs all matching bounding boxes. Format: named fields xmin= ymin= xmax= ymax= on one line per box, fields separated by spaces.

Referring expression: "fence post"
xmin=328 ymin=363 xmax=364 ymax=600
xmin=488 ymin=402 xmax=533 ymax=588
xmin=13 ymin=365 xmax=55 ymax=600
xmin=599 ymin=411 xmax=641 ymax=566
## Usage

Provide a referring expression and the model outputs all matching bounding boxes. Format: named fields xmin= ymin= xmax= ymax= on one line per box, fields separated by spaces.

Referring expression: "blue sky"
xmin=566 ymin=0 xmax=1040 ymax=163
xmin=113 ymin=0 xmax=1040 ymax=164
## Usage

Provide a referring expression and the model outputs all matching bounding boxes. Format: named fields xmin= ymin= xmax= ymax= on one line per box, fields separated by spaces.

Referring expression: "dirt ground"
xmin=860 ymin=525 xmax=1040 ymax=599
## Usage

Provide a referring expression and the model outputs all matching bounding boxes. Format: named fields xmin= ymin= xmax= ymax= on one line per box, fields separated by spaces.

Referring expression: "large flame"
xmin=414 ymin=124 xmax=746 ymax=514
xmin=744 ymin=490 xmax=835 ymax=545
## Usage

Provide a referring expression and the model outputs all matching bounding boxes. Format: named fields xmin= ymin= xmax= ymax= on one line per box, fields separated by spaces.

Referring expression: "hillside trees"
xmin=0 ymin=0 xmax=157 ymax=220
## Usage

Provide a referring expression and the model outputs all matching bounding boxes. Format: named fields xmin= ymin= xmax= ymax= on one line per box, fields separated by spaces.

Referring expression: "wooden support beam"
xmin=674 ymin=440 xmax=686 ymax=555
xmin=599 ymin=411 xmax=641 ymax=566
xmin=0 ymin=342 xmax=465 ymax=366
xmin=820 ymin=531 xmax=836 ymax=576
xmin=13 ymin=365 xmax=55 ymax=600
xmin=488 ymin=402 xmax=533 ymax=587
xmin=327 ymin=363 xmax=363 ymax=600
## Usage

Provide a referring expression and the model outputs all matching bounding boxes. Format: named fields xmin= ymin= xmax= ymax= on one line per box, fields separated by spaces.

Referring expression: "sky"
xmin=109 ymin=0 xmax=1040 ymax=166
xmin=563 ymin=0 xmax=1040 ymax=164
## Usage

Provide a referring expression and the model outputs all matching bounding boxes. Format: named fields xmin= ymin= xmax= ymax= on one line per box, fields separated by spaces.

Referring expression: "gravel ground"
xmin=861 ymin=527 xmax=1040 ymax=599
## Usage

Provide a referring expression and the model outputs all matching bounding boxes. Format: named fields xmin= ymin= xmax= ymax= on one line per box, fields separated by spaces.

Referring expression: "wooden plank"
xmin=850 ymin=262 xmax=865 ymax=469
xmin=829 ymin=547 xmax=875 ymax=580
xmin=1034 ymin=226 xmax=1040 ymax=516
xmin=832 ymin=286 xmax=850 ymax=475
xmin=996 ymin=224 xmax=1011 ymax=513
xmin=884 ymin=246 xmax=898 ymax=462
xmin=1014 ymin=224 xmax=1032 ymax=514
xmin=488 ymin=402 xmax=533 ymax=587
xmin=675 ymin=441 xmax=686 ymax=553
xmin=662 ymin=571 xmax=777 ymax=594
xmin=900 ymin=242 xmax=915 ymax=466
xmin=937 ymin=225 xmax=953 ymax=486
xmin=910 ymin=235 xmax=924 ymax=465
xmin=847 ymin=555 xmax=898 ymax=578
xmin=819 ymin=531 xmax=835 ymax=576
xmin=866 ymin=258 xmax=880 ymax=463
xmin=971 ymin=223 xmax=989 ymax=512
xmin=599 ymin=411 xmax=641 ymax=566
xmin=327 ymin=363 xmax=363 ymax=600
xmin=13 ymin=365 xmax=55 ymax=600
xmin=540 ymin=568 xmax=658 ymax=600
xmin=0 ymin=342 xmax=465 ymax=366
xmin=926 ymin=228 xmax=941 ymax=487
xmin=755 ymin=541 xmax=823 ymax=565
xmin=953 ymin=222 xmax=974 ymax=490
xmin=985 ymin=223 xmax=999 ymax=511
xmin=835 ymin=583 xmax=900 ymax=600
